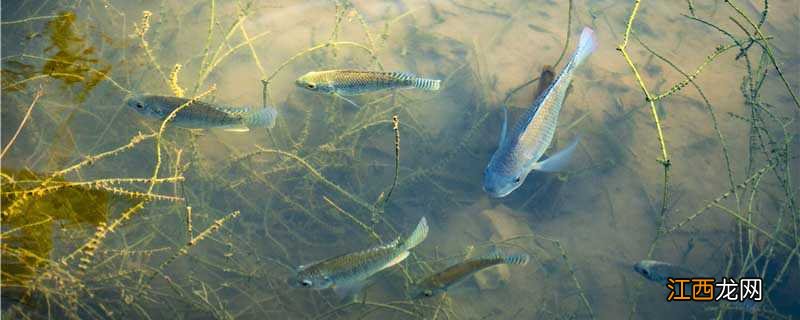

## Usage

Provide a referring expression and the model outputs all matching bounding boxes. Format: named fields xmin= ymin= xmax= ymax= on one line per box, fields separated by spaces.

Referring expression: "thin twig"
xmin=1 ymin=87 xmax=43 ymax=159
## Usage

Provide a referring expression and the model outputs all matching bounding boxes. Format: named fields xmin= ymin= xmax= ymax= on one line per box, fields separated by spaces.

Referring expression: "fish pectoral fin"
xmin=222 ymin=125 xmax=250 ymax=133
xmin=498 ymin=106 xmax=508 ymax=147
xmin=332 ymin=281 xmax=367 ymax=302
xmin=529 ymin=136 xmax=580 ymax=172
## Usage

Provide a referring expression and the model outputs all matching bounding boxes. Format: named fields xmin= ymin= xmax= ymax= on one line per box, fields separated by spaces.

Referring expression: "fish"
xmin=295 ymin=70 xmax=441 ymax=96
xmin=287 ymin=217 xmax=429 ymax=299
xmin=483 ymin=27 xmax=596 ymax=198
xmin=633 ymin=260 xmax=694 ymax=283
xmin=124 ymin=95 xmax=277 ymax=132
xmin=634 ymin=260 xmax=759 ymax=311
xmin=410 ymin=250 xmax=529 ymax=299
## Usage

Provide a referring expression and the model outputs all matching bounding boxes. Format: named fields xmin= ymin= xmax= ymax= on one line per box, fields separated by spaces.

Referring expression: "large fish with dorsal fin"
xmin=483 ymin=27 xmax=596 ymax=198
xmin=287 ymin=217 xmax=429 ymax=299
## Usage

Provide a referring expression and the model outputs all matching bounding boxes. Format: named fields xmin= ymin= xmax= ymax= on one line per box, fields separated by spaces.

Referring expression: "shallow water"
xmin=2 ymin=0 xmax=799 ymax=319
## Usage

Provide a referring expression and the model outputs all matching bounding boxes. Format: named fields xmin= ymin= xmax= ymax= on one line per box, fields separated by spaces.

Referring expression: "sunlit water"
xmin=2 ymin=0 xmax=798 ymax=319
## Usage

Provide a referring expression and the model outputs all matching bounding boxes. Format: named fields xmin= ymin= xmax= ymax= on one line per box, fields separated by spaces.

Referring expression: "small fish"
xmin=295 ymin=70 xmax=441 ymax=96
xmin=125 ymin=95 xmax=277 ymax=132
xmin=634 ymin=260 xmax=759 ymax=311
xmin=483 ymin=27 xmax=596 ymax=197
xmin=410 ymin=250 xmax=529 ymax=299
xmin=288 ymin=217 xmax=429 ymax=299
xmin=633 ymin=260 xmax=694 ymax=283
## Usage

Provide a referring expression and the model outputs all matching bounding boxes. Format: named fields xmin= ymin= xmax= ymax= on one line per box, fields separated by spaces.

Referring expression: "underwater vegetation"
xmin=2 ymin=12 xmax=111 ymax=101
xmin=1 ymin=0 xmax=798 ymax=319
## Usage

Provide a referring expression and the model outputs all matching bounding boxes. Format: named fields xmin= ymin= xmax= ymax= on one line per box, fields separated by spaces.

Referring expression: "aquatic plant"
xmin=1 ymin=0 xmax=796 ymax=319
xmin=616 ymin=0 xmax=798 ymax=318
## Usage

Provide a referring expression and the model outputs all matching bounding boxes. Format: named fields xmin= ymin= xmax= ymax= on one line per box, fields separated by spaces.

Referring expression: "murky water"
xmin=2 ymin=0 xmax=798 ymax=319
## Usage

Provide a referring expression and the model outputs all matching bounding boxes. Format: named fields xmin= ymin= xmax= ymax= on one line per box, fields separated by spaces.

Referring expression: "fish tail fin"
xmin=503 ymin=253 xmax=530 ymax=266
xmin=567 ymin=27 xmax=597 ymax=70
xmin=391 ymin=72 xmax=441 ymax=91
xmin=402 ymin=217 xmax=429 ymax=251
xmin=244 ymin=107 xmax=277 ymax=129
xmin=413 ymin=78 xmax=441 ymax=91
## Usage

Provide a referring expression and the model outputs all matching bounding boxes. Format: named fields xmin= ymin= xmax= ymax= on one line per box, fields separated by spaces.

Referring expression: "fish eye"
xmin=306 ymin=83 xmax=316 ymax=89
xmin=136 ymin=103 xmax=144 ymax=109
xmin=423 ymin=290 xmax=433 ymax=297
xmin=513 ymin=177 xmax=521 ymax=183
xmin=300 ymin=280 xmax=312 ymax=287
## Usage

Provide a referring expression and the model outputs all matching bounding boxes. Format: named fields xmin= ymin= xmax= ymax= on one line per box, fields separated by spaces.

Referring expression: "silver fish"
xmin=483 ymin=27 xmax=596 ymax=197
xmin=410 ymin=251 xmax=529 ymax=299
xmin=634 ymin=260 xmax=759 ymax=310
xmin=125 ymin=95 xmax=277 ymax=132
xmin=633 ymin=260 xmax=758 ymax=312
xmin=633 ymin=260 xmax=694 ymax=283
xmin=295 ymin=70 xmax=441 ymax=96
xmin=287 ymin=217 xmax=429 ymax=298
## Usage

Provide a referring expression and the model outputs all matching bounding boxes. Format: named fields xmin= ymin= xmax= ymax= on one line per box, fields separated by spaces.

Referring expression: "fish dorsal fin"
xmin=484 ymin=246 xmax=504 ymax=260
xmin=351 ymin=237 xmax=400 ymax=257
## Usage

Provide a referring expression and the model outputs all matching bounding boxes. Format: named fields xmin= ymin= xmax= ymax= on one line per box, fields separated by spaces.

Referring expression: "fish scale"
xmin=505 ymin=44 xmax=582 ymax=172
xmin=325 ymin=71 xmax=411 ymax=93
xmin=153 ymin=96 xmax=244 ymax=126
xmin=215 ymin=105 xmax=251 ymax=117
